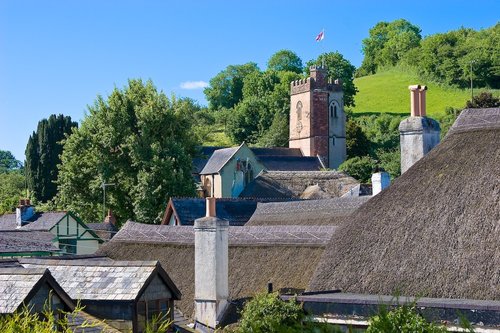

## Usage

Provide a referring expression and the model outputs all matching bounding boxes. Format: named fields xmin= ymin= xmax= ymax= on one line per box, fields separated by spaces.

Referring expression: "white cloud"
xmin=180 ymin=81 xmax=209 ymax=90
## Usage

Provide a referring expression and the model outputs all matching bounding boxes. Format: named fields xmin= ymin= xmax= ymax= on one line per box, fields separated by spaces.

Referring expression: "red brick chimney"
xmin=104 ymin=209 xmax=116 ymax=226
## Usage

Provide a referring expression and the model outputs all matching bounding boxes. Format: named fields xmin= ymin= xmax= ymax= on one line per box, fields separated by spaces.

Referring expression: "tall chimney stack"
xmin=399 ymin=85 xmax=440 ymax=174
xmin=194 ymin=198 xmax=229 ymax=330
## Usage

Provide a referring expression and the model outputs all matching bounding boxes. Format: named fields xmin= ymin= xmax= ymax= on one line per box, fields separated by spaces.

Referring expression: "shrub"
xmin=338 ymin=156 xmax=377 ymax=183
xmin=238 ymin=292 xmax=304 ymax=333
xmin=367 ymin=303 xmax=448 ymax=333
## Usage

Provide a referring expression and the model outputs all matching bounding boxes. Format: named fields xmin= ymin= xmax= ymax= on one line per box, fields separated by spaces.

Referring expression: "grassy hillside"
xmin=352 ymin=68 xmax=498 ymax=117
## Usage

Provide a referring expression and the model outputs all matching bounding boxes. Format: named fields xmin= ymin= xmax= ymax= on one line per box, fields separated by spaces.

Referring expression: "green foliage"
xmin=367 ymin=303 xmax=448 ymax=333
xmin=376 ymin=148 xmax=401 ymax=180
xmin=346 ymin=119 xmax=371 ymax=158
xmin=338 ymin=156 xmax=377 ymax=183
xmin=204 ymin=63 xmax=260 ymax=110
xmin=358 ymin=20 xmax=499 ymax=89
xmin=267 ymin=49 xmax=303 ymax=74
xmin=0 ymin=171 xmax=25 ymax=214
xmin=306 ymin=52 xmax=358 ymax=107
xmin=225 ymin=70 xmax=301 ymax=146
xmin=0 ymin=302 xmax=98 ymax=333
xmin=25 ymin=115 xmax=77 ymax=203
xmin=465 ymin=91 xmax=500 ymax=108
xmin=238 ymin=293 xmax=304 ymax=333
xmin=0 ymin=150 xmax=22 ymax=173
xmin=358 ymin=19 xmax=422 ymax=76
xmin=57 ymin=79 xmax=197 ymax=225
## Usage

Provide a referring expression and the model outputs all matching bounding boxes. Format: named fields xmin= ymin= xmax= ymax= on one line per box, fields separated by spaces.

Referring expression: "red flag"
xmin=315 ymin=30 xmax=324 ymax=42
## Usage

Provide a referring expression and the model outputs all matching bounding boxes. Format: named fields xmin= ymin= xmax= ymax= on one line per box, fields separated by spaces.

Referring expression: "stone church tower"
xmin=289 ymin=66 xmax=346 ymax=169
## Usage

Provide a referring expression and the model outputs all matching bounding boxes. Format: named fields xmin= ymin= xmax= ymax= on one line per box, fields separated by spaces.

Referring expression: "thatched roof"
xmin=241 ymin=170 xmax=360 ymax=199
xmin=247 ymin=197 xmax=370 ymax=226
xmin=309 ymin=108 xmax=500 ymax=301
xmin=98 ymin=221 xmax=336 ymax=319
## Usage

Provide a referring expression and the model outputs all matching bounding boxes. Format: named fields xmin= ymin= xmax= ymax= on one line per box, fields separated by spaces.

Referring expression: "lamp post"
xmin=101 ymin=182 xmax=115 ymax=219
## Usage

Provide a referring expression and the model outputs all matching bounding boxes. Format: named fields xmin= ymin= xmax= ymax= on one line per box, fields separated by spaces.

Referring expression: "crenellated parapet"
xmin=290 ymin=77 xmax=311 ymax=95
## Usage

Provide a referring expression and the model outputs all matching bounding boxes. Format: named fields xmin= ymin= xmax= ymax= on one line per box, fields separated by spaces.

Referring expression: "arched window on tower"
xmin=329 ymin=101 xmax=339 ymax=118
xmin=296 ymin=101 xmax=302 ymax=121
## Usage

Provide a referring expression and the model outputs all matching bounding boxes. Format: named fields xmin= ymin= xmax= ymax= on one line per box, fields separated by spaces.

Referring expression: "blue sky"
xmin=1 ymin=0 xmax=498 ymax=161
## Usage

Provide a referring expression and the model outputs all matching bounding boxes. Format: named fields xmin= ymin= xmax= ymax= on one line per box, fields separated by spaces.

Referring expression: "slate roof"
xmin=239 ymin=173 xmax=295 ymax=199
xmin=163 ymin=197 xmax=279 ymax=226
xmin=0 ymin=214 xmax=17 ymax=230
xmin=115 ymin=221 xmax=336 ymax=246
xmin=199 ymin=146 xmax=239 ymax=175
xmin=240 ymin=170 xmax=360 ymax=199
xmin=21 ymin=211 xmax=68 ymax=231
xmin=256 ymin=156 xmax=322 ymax=171
xmin=192 ymin=146 xmax=224 ymax=175
xmin=87 ymin=223 xmax=117 ymax=241
xmin=0 ymin=268 xmax=48 ymax=313
xmin=20 ymin=258 xmax=181 ymax=301
xmin=251 ymin=147 xmax=303 ymax=157
xmin=0 ymin=230 xmax=59 ymax=254
xmin=246 ymin=197 xmax=371 ymax=226
xmin=309 ymin=108 xmax=500 ymax=300
xmin=0 ymin=267 xmax=74 ymax=314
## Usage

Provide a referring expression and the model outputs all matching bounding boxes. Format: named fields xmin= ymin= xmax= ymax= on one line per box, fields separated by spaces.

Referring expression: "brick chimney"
xmin=16 ymin=199 xmax=35 ymax=228
xmin=399 ymin=85 xmax=440 ymax=174
xmin=194 ymin=197 xmax=229 ymax=330
xmin=104 ymin=209 xmax=116 ymax=226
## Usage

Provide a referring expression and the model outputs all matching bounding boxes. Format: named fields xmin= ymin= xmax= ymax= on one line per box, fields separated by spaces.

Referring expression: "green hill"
xmin=352 ymin=68 xmax=497 ymax=117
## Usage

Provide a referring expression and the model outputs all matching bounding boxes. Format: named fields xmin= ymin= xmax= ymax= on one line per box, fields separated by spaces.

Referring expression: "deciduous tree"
xmin=57 ymin=80 xmax=197 ymax=225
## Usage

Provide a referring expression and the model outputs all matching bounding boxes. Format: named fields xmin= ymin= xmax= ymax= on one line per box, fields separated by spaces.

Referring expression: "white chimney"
xmin=194 ymin=197 xmax=229 ymax=330
xmin=371 ymin=172 xmax=391 ymax=195
xmin=399 ymin=85 xmax=440 ymax=174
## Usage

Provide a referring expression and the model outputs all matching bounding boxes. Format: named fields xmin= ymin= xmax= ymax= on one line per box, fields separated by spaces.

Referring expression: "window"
xmin=329 ymin=102 xmax=338 ymax=118
xmin=296 ymin=101 xmax=302 ymax=121
xmin=58 ymin=238 xmax=77 ymax=254
xmin=137 ymin=299 xmax=171 ymax=333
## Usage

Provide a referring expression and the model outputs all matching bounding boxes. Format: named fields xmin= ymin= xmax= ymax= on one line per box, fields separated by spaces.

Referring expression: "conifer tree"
xmin=25 ymin=114 xmax=77 ymax=202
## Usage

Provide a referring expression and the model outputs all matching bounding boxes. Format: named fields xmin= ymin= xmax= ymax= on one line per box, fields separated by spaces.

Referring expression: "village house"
xmin=87 ymin=210 xmax=118 ymax=241
xmin=98 ymin=107 xmax=500 ymax=331
xmin=19 ymin=257 xmax=181 ymax=332
xmin=195 ymin=65 xmax=351 ymax=199
xmin=0 ymin=267 xmax=74 ymax=316
xmin=0 ymin=201 xmax=103 ymax=255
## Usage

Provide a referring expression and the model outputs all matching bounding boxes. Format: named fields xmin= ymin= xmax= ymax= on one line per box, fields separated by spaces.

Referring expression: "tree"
xmin=267 ymin=49 xmax=303 ymax=74
xmin=25 ymin=115 xmax=77 ymax=203
xmin=338 ymin=155 xmax=377 ymax=183
xmin=358 ymin=19 xmax=422 ymax=76
xmin=306 ymin=52 xmax=358 ymax=107
xmin=57 ymin=79 xmax=197 ymax=225
xmin=0 ymin=150 xmax=22 ymax=173
xmin=0 ymin=171 xmax=25 ymax=214
xmin=225 ymin=70 xmax=301 ymax=146
xmin=346 ymin=119 xmax=371 ymax=158
xmin=465 ymin=91 xmax=500 ymax=108
xmin=204 ymin=62 xmax=260 ymax=110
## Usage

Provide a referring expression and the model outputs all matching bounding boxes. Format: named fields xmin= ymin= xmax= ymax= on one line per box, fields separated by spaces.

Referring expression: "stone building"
xmin=289 ymin=66 xmax=346 ymax=169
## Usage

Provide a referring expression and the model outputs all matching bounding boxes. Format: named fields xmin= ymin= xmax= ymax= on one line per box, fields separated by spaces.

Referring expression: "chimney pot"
xmin=409 ymin=85 xmax=421 ymax=117
xmin=206 ymin=197 xmax=216 ymax=217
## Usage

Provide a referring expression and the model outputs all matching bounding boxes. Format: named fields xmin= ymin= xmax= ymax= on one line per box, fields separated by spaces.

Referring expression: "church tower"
xmin=289 ymin=66 xmax=346 ymax=169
